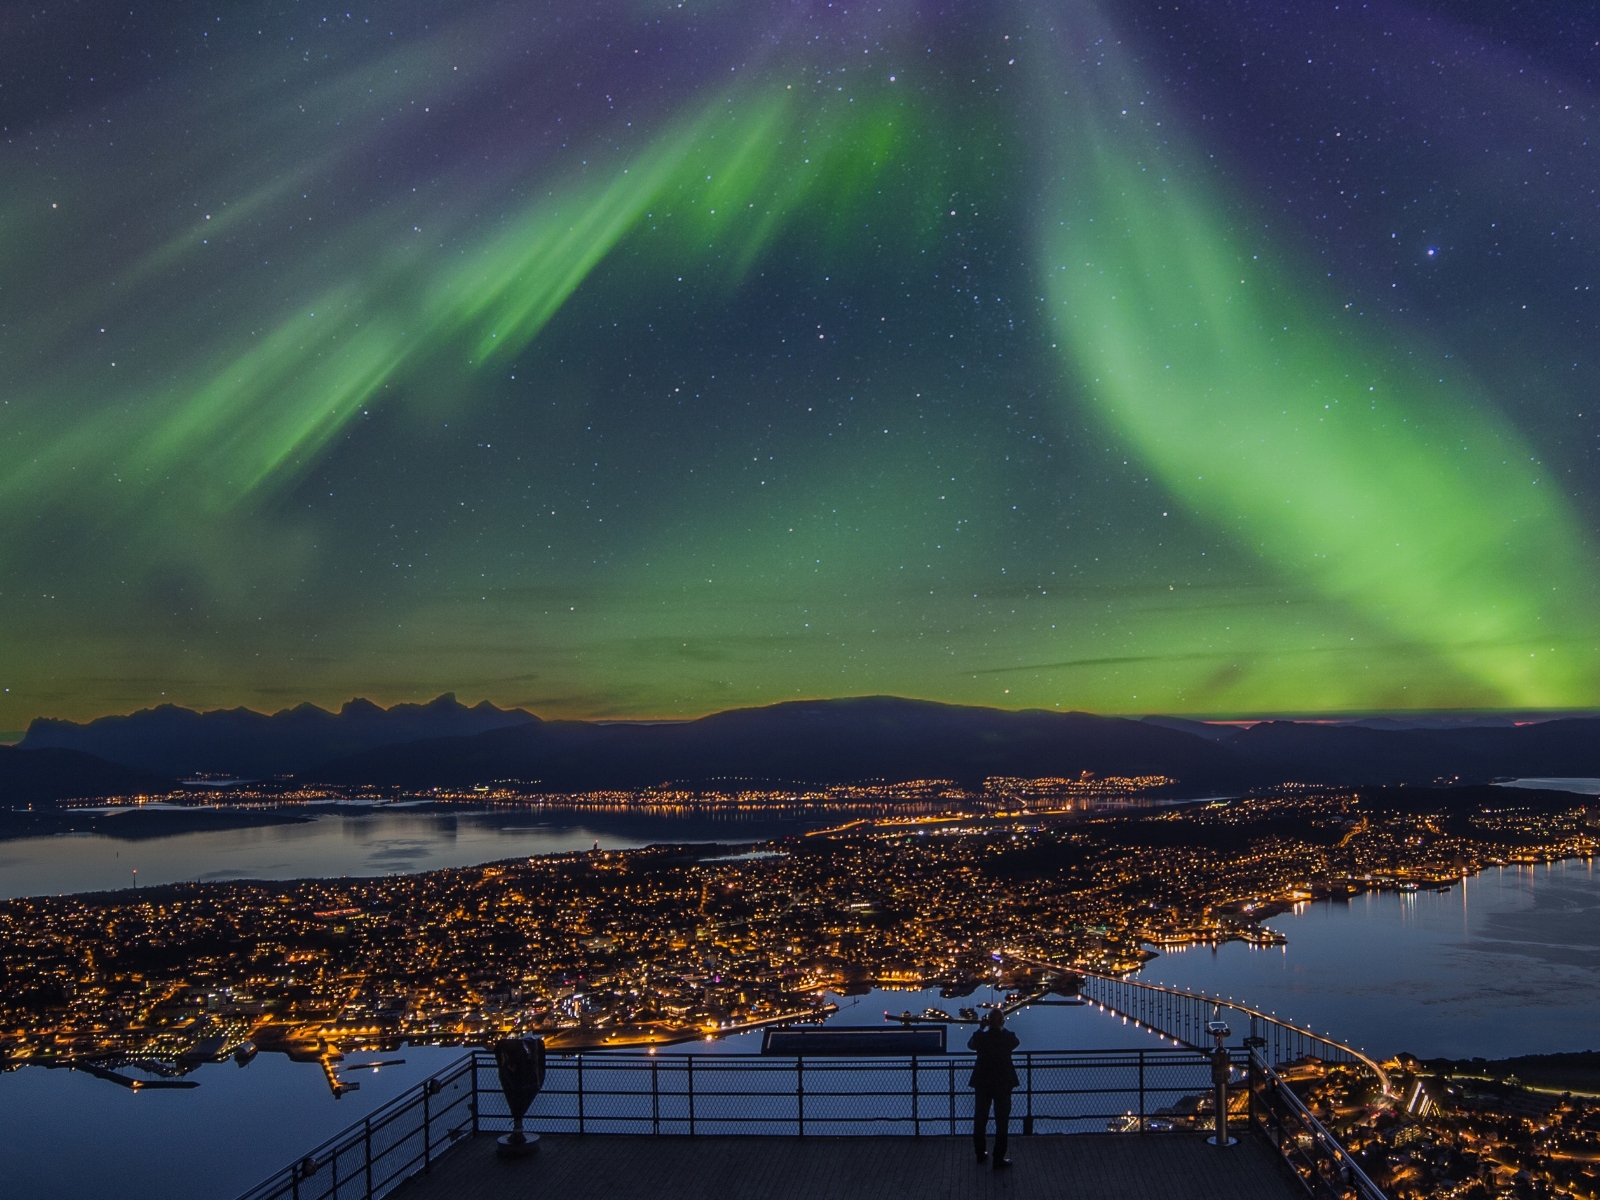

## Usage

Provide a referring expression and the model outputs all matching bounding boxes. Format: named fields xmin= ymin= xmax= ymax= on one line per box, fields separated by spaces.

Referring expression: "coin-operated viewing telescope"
xmin=493 ymin=1037 xmax=547 ymax=1158
xmin=1206 ymin=1018 xmax=1237 ymax=1148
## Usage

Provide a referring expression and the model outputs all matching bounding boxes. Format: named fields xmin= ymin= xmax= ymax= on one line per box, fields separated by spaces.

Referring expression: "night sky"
xmin=4 ymin=0 xmax=1598 ymax=728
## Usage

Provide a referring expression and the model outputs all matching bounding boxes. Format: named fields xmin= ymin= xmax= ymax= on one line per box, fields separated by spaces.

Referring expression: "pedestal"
xmin=497 ymin=1132 xmax=540 ymax=1158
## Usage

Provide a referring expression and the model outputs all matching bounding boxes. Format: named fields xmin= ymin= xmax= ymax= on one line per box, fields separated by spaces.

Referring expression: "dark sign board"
xmin=761 ymin=1026 xmax=946 ymax=1056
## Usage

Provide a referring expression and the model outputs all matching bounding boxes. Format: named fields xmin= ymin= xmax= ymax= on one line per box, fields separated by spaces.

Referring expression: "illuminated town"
xmin=3 ymin=778 xmax=1592 ymax=1086
xmin=4 ymin=779 xmax=1598 ymax=1197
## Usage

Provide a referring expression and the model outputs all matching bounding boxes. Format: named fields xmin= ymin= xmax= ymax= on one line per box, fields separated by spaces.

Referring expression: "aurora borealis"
xmin=3 ymin=0 xmax=1598 ymax=727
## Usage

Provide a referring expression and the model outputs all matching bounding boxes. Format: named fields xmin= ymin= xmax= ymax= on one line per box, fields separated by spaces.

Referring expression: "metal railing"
xmin=474 ymin=1046 xmax=1247 ymax=1137
xmin=236 ymin=1054 xmax=476 ymax=1200
xmin=237 ymin=1045 xmax=1387 ymax=1200
xmin=1248 ymin=1049 xmax=1388 ymax=1200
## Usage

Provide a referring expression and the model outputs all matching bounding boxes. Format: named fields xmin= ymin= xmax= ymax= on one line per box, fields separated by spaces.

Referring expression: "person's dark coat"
xmin=967 ymin=1027 xmax=1020 ymax=1092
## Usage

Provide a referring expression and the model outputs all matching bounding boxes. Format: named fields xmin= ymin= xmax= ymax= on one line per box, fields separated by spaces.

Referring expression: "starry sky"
xmin=3 ymin=0 xmax=1599 ymax=728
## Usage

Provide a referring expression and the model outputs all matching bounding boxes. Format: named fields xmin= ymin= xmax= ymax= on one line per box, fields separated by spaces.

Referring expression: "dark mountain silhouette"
xmin=18 ymin=693 xmax=534 ymax=778
xmin=0 ymin=745 xmax=172 ymax=807
xmin=1139 ymin=715 xmax=1240 ymax=742
xmin=313 ymin=701 xmax=1600 ymax=792
xmin=1342 ymin=715 xmax=1522 ymax=731
xmin=314 ymin=697 xmax=1239 ymax=790
xmin=312 ymin=700 xmax=1600 ymax=793
xmin=8 ymin=696 xmax=1598 ymax=800
xmin=1221 ymin=718 xmax=1600 ymax=785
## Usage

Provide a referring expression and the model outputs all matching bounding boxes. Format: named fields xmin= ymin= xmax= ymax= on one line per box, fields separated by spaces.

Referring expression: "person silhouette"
xmin=968 ymin=1009 xmax=1020 ymax=1168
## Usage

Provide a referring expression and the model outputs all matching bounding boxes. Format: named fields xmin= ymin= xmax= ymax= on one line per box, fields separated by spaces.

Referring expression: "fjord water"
xmin=1142 ymin=858 xmax=1600 ymax=1062
xmin=0 ymin=805 xmax=834 ymax=899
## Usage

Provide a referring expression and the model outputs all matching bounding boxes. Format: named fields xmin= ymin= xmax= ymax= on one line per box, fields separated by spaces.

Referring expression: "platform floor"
xmin=393 ymin=1131 xmax=1303 ymax=1200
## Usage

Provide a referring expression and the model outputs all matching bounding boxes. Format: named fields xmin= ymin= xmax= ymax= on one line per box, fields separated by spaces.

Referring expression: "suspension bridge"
xmin=1017 ymin=957 xmax=1392 ymax=1097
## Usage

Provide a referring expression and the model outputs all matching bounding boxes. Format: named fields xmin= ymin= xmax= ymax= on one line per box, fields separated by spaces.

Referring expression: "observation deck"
xmin=239 ymin=1040 xmax=1382 ymax=1200
xmin=393 ymin=1129 xmax=1299 ymax=1200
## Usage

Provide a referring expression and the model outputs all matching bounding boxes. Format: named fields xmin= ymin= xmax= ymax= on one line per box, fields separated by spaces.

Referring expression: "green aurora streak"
xmin=1040 ymin=24 xmax=1600 ymax=708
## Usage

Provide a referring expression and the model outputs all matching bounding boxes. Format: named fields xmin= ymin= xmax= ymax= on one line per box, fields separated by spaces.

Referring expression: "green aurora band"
xmin=1 ymin=1 xmax=1596 ymax=726
xmin=1040 ymin=20 xmax=1600 ymax=708
xmin=9 ymin=84 xmax=931 ymax=516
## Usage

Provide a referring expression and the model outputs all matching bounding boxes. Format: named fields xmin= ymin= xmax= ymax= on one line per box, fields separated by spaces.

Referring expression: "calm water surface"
xmin=1140 ymin=858 xmax=1600 ymax=1062
xmin=0 ymin=805 xmax=834 ymax=899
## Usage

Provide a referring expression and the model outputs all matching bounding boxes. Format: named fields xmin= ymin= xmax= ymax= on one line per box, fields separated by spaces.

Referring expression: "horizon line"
xmin=6 ymin=691 xmax=1600 ymax=738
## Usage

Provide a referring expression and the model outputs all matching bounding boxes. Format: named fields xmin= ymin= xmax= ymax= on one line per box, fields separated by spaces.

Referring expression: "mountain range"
xmin=3 ymin=694 xmax=1598 ymax=805
xmin=18 ymin=693 xmax=532 ymax=779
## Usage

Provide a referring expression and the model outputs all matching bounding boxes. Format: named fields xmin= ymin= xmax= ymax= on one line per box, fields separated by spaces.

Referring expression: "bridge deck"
xmin=393 ymin=1131 xmax=1303 ymax=1200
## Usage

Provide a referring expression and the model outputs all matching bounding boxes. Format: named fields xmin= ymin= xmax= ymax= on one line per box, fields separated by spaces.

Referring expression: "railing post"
xmin=1273 ymin=1075 xmax=1284 ymax=1157
xmin=364 ymin=1116 xmax=374 ymax=1198
xmin=1138 ymin=1050 xmax=1146 ymax=1132
xmin=796 ymin=1056 xmax=805 ymax=1138
xmin=423 ymin=1085 xmax=431 ymax=1173
xmin=1247 ymin=1050 xmax=1258 ymax=1129
xmin=949 ymin=1059 xmax=956 ymax=1136
xmin=911 ymin=1055 xmax=920 ymax=1137
xmin=577 ymin=1055 xmax=585 ymax=1135
xmin=471 ymin=1054 xmax=480 ymax=1136
xmin=688 ymin=1056 xmax=696 ymax=1137
xmin=1024 ymin=1052 xmax=1033 ymax=1136
xmin=652 ymin=1056 xmax=660 ymax=1136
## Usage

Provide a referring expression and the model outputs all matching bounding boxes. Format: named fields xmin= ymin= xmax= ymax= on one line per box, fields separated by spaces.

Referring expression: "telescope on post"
xmin=1206 ymin=1018 xmax=1237 ymax=1147
xmin=493 ymin=1037 xmax=547 ymax=1158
